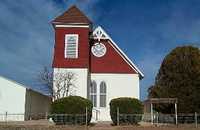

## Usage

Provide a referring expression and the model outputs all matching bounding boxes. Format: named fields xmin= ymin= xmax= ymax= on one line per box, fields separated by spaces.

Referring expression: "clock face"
xmin=91 ymin=42 xmax=107 ymax=57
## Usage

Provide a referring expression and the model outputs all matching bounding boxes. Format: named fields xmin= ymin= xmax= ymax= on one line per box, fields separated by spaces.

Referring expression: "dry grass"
xmin=0 ymin=120 xmax=199 ymax=130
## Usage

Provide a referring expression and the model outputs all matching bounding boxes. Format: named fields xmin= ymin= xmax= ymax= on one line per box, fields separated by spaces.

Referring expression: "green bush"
xmin=50 ymin=96 xmax=93 ymax=125
xmin=110 ymin=97 xmax=143 ymax=125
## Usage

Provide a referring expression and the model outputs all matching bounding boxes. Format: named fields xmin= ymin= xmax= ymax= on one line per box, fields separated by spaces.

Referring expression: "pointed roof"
xmin=93 ymin=26 xmax=144 ymax=79
xmin=52 ymin=5 xmax=92 ymax=24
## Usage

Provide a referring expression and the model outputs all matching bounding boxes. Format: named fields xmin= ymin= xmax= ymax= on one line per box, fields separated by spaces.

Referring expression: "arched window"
xmin=89 ymin=81 xmax=97 ymax=107
xmin=100 ymin=81 xmax=106 ymax=107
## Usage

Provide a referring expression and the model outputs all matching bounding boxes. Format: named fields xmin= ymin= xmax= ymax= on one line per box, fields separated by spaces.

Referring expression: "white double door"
xmin=89 ymin=80 xmax=110 ymax=121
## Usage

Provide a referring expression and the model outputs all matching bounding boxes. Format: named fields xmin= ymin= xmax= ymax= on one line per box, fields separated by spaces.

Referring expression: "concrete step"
xmin=94 ymin=121 xmax=112 ymax=127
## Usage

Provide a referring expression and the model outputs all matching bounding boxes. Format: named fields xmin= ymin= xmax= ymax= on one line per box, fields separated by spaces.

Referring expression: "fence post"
xmin=5 ymin=111 xmax=7 ymax=122
xmin=195 ymin=112 xmax=198 ymax=128
xmin=85 ymin=107 xmax=88 ymax=126
xmin=175 ymin=103 xmax=178 ymax=126
xmin=74 ymin=114 xmax=76 ymax=125
xmin=45 ymin=112 xmax=48 ymax=120
xmin=117 ymin=107 xmax=119 ymax=126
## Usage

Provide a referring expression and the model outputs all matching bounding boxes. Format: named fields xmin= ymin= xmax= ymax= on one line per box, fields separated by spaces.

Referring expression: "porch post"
xmin=151 ymin=103 xmax=153 ymax=124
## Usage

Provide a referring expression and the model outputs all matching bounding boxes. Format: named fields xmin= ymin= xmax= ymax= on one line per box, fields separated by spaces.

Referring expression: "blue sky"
xmin=0 ymin=0 xmax=200 ymax=100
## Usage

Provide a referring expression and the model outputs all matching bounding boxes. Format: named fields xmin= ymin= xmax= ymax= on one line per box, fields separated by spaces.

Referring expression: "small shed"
xmin=0 ymin=76 xmax=51 ymax=121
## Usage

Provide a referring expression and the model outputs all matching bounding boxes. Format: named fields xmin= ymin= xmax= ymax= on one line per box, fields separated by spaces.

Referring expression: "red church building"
xmin=52 ymin=5 xmax=144 ymax=121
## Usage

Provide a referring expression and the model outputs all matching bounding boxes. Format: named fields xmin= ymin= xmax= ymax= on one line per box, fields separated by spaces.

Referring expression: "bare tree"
xmin=53 ymin=72 xmax=77 ymax=99
xmin=39 ymin=66 xmax=77 ymax=100
xmin=39 ymin=66 xmax=53 ymax=96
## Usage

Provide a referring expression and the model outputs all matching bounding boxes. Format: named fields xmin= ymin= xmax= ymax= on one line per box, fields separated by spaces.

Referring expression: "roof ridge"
xmin=0 ymin=75 xmax=50 ymax=97
xmin=52 ymin=5 xmax=92 ymax=24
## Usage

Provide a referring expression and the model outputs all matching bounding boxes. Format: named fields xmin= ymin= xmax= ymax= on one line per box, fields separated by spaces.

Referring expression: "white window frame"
xmin=64 ymin=34 xmax=79 ymax=58
xmin=90 ymin=81 xmax=97 ymax=107
xmin=99 ymin=81 xmax=106 ymax=108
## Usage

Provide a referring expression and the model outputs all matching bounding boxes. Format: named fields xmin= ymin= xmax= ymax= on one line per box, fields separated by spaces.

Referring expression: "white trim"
xmin=108 ymin=41 xmax=142 ymax=76
xmin=91 ymin=73 xmax=139 ymax=75
xmin=90 ymin=80 xmax=97 ymax=107
xmin=99 ymin=81 xmax=106 ymax=108
xmin=55 ymin=24 xmax=89 ymax=28
xmin=65 ymin=34 xmax=79 ymax=58
xmin=92 ymin=26 xmax=144 ymax=78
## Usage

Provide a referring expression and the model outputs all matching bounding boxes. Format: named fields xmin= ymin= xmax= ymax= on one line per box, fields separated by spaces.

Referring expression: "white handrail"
xmin=92 ymin=108 xmax=100 ymax=121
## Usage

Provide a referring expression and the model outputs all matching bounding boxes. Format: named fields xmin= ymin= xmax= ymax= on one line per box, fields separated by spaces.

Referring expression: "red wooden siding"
xmin=52 ymin=27 xmax=90 ymax=68
xmin=90 ymin=40 xmax=137 ymax=74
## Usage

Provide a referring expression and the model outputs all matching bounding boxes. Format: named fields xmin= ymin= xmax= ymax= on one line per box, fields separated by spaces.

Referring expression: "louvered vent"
xmin=65 ymin=34 xmax=78 ymax=58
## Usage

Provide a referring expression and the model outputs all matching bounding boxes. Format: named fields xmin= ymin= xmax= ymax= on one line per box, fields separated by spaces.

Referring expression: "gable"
xmin=91 ymin=40 xmax=137 ymax=74
xmin=91 ymin=26 xmax=144 ymax=78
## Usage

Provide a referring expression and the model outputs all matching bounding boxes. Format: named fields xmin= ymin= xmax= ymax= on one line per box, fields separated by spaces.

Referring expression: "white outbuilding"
xmin=0 ymin=76 xmax=51 ymax=121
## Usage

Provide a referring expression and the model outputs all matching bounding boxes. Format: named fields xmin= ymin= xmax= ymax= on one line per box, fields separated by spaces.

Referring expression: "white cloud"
xmin=0 ymin=0 xmax=99 ymax=93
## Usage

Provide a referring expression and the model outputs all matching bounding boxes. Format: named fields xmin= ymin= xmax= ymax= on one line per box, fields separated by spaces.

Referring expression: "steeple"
xmin=52 ymin=5 xmax=91 ymax=68
xmin=52 ymin=5 xmax=92 ymax=25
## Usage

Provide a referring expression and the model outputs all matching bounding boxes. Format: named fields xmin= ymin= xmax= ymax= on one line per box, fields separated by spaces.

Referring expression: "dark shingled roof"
xmin=52 ymin=5 xmax=92 ymax=24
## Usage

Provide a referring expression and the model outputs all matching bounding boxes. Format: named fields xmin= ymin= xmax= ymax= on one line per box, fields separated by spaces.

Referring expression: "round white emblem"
xmin=91 ymin=42 xmax=107 ymax=57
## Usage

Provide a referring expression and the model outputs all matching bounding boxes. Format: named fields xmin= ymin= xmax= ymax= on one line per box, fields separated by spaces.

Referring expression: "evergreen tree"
xmin=149 ymin=46 xmax=200 ymax=113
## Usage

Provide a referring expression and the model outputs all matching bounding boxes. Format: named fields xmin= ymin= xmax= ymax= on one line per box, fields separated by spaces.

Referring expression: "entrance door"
xmin=89 ymin=81 xmax=107 ymax=121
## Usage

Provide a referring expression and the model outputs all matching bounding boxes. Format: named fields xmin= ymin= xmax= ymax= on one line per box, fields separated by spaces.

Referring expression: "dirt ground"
xmin=0 ymin=120 xmax=199 ymax=130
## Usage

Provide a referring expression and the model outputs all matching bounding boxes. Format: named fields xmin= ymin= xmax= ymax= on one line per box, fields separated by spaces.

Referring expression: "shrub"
xmin=50 ymin=96 xmax=93 ymax=125
xmin=110 ymin=97 xmax=143 ymax=125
